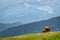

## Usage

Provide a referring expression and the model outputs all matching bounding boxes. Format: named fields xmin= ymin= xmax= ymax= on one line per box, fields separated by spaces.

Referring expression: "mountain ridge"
xmin=0 ymin=16 xmax=60 ymax=38
xmin=0 ymin=22 xmax=22 ymax=32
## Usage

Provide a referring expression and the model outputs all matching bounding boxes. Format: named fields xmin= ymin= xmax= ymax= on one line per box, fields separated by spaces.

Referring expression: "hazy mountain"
xmin=0 ymin=16 xmax=60 ymax=38
xmin=0 ymin=22 xmax=22 ymax=32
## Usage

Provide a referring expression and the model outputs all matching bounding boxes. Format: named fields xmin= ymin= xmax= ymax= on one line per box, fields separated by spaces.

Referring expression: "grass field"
xmin=0 ymin=31 xmax=60 ymax=40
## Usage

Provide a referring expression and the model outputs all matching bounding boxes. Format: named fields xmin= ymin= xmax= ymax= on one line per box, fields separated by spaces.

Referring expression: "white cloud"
xmin=16 ymin=14 xmax=24 ymax=17
xmin=37 ymin=0 xmax=42 ymax=2
xmin=36 ymin=6 xmax=54 ymax=14
xmin=23 ymin=2 xmax=54 ymax=14
xmin=25 ymin=0 xmax=30 ymax=2
xmin=24 ymin=3 xmax=31 ymax=8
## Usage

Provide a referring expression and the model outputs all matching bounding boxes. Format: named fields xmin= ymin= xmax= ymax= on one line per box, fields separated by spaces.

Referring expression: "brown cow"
xmin=43 ymin=26 xmax=50 ymax=33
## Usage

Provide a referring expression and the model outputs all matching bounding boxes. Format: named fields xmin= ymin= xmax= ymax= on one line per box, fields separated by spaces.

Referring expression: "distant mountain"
xmin=0 ymin=16 xmax=60 ymax=38
xmin=0 ymin=22 xmax=22 ymax=32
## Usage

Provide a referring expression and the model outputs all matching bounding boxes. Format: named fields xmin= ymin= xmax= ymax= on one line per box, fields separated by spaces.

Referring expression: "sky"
xmin=0 ymin=0 xmax=60 ymax=24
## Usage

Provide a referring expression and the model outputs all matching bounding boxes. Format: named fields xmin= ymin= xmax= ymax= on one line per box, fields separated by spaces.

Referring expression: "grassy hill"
xmin=0 ymin=31 xmax=60 ymax=40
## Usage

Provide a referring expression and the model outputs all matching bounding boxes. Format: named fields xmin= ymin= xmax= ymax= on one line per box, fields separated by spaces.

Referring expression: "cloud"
xmin=25 ymin=0 xmax=30 ymax=2
xmin=24 ymin=3 xmax=54 ymax=14
xmin=0 ymin=0 xmax=59 ymax=23
xmin=37 ymin=0 xmax=42 ymax=2
xmin=36 ymin=6 xmax=54 ymax=14
xmin=24 ymin=3 xmax=31 ymax=8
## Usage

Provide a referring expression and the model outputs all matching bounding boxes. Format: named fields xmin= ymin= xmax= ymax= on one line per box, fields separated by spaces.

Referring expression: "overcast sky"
xmin=0 ymin=0 xmax=60 ymax=23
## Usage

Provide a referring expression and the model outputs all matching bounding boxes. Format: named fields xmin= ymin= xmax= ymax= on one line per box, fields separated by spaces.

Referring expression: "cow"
xmin=43 ymin=26 xmax=50 ymax=33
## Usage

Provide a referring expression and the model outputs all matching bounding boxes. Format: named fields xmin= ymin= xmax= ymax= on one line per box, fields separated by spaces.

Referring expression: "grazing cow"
xmin=43 ymin=26 xmax=50 ymax=33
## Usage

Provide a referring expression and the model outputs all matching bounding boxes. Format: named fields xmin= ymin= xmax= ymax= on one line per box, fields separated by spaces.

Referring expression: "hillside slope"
xmin=0 ymin=32 xmax=60 ymax=40
xmin=0 ymin=16 xmax=60 ymax=37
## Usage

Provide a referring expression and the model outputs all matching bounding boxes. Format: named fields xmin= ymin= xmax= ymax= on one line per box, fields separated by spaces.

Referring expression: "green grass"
xmin=0 ymin=31 xmax=60 ymax=40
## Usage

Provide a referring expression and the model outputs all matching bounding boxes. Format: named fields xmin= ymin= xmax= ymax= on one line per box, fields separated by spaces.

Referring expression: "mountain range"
xmin=0 ymin=16 xmax=60 ymax=38
xmin=0 ymin=22 xmax=22 ymax=32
